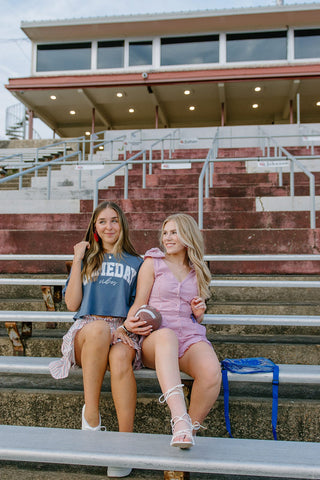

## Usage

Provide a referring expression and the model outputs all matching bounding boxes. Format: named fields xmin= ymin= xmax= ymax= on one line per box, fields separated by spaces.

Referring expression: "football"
xmin=135 ymin=305 xmax=162 ymax=330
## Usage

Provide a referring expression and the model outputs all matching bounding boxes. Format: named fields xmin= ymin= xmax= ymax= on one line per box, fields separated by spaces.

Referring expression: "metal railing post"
xmin=149 ymin=148 xmax=153 ymax=175
xmin=205 ymin=167 xmax=209 ymax=198
xmin=82 ymin=137 xmax=86 ymax=162
xmin=47 ymin=165 xmax=52 ymax=200
xmin=142 ymin=151 xmax=146 ymax=189
xmin=198 ymin=179 xmax=204 ymax=230
xmin=124 ymin=164 xmax=129 ymax=199
xmin=19 ymin=168 xmax=22 ymax=190
xmin=210 ymin=160 xmax=214 ymax=188
xmin=310 ymin=175 xmax=316 ymax=229
xmin=290 ymin=159 xmax=295 ymax=196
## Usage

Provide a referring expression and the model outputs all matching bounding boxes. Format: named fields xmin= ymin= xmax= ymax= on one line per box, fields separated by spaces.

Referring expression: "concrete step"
xmin=125 ymin=148 xmax=209 ymax=160
xmin=1 ymin=229 xmax=320 ymax=274
xmin=82 ymin=197 xmax=257 ymax=213
xmin=0 ymin=300 xmax=47 ymax=310
xmin=208 ymin=275 xmax=320 ymax=303
xmin=100 ymin=186 xmax=201 ymax=200
xmin=0 ymin=213 xmax=91 ymax=231
xmin=103 ymin=185 xmax=291 ymax=199
xmin=0 ymin=376 xmax=319 ymax=443
xmin=0 ymin=210 xmax=317 ymax=232
xmin=1 ymin=327 xmax=319 ymax=364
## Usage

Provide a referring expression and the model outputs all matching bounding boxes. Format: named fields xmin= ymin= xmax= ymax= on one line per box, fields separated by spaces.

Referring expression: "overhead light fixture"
xmin=129 ymin=108 xmax=135 ymax=113
xmin=189 ymin=105 xmax=195 ymax=111
xmin=70 ymin=110 xmax=76 ymax=115
xmin=254 ymin=87 xmax=262 ymax=92
xmin=252 ymin=104 xmax=259 ymax=109
xmin=99 ymin=146 xmax=104 ymax=150
xmin=116 ymin=92 xmax=123 ymax=98
xmin=316 ymin=101 xmax=320 ymax=106
xmin=50 ymin=95 xmax=57 ymax=100
xmin=184 ymin=89 xmax=191 ymax=95
xmin=85 ymin=131 xmax=91 ymax=136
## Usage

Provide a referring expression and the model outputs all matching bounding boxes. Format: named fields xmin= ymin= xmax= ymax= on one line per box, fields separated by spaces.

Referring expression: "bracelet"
xmin=120 ymin=324 xmax=132 ymax=336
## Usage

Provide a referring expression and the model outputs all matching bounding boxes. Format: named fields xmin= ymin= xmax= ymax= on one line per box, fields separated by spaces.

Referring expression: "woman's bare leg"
xmin=108 ymin=342 xmax=137 ymax=432
xmin=75 ymin=320 xmax=111 ymax=428
xmin=142 ymin=328 xmax=190 ymax=442
xmin=179 ymin=342 xmax=221 ymax=426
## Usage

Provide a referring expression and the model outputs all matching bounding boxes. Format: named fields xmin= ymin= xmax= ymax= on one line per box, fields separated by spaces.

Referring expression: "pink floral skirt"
xmin=49 ymin=315 xmax=143 ymax=379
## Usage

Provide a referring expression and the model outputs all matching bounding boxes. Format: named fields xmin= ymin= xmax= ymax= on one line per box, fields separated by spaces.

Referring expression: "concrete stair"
xmin=1 ymin=146 xmax=320 ymax=274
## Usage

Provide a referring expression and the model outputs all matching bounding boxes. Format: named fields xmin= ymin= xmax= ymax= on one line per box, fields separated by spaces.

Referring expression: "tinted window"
xmin=37 ymin=42 xmax=91 ymax=72
xmin=295 ymin=29 xmax=320 ymax=59
xmin=129 ymin=41 xmax=152 ymax=66
xmin=227 ymin=31 xmax=287 ymax=62
xmin=98 ymin=40 xmax=124 ymax=68
xmin=37 ymin=43 xmax=91 ymax=72
xmin=161 ymin=35 xmax=219 ymax=66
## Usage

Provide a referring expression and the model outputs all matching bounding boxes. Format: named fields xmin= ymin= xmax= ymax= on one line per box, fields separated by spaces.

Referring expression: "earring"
xmin=94 ymin=231 xmax=99 ymax=242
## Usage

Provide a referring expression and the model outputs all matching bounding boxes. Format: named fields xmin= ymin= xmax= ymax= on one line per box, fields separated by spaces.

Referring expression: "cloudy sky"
xmin=0 ymin=0 xmax=318 ymax=139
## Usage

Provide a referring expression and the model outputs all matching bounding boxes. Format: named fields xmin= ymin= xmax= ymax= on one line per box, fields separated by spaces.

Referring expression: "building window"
xmin=227 ymin=31 xmax=287 ymax=62
xmin=129 ymin=41 xmax=152 ymax=66
xmin=161 ymin=35 xmax=219 ymax=66
xmin=97 ymin=40 xmax=124 ymax=68
xmin=36 ymin=42 xmax=91 ymax=72
xmin=294 ymin=29 xmax=320 ymax=59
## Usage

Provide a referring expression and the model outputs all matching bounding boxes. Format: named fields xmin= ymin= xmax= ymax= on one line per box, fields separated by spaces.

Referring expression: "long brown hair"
xmin=160 ymin=213 xmax=211 ymax=299
xmin=81 ymin=201 xmax=139 ymax=282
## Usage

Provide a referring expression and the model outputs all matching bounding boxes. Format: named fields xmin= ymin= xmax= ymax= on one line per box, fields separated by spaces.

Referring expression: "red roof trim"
xmin=6 ymin=64 xmax=320 ymax=91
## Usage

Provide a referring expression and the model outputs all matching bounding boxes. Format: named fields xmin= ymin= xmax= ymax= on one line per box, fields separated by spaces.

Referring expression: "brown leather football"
xmin=135 ymin=305 xmax=162 ymax=330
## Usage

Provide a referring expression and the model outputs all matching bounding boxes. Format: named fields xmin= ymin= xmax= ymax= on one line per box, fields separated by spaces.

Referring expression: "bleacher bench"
xmin=0 ymin=424 xmax=320 ymax=478
xmin=2 ymin=310 xmax=320 ymax=327
xmin=1 ymin=355 xmax=320 ymax=386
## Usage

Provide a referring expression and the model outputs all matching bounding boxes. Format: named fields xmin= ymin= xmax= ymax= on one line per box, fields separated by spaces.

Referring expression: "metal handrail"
xmin=0 ymin=150 xmax=81 ymax=199
xmin=197 ymin=129 xmax=317 ymax=230
xmin=35 ymin=138 xmax=84 ymax=163
xmin=89 ymin=134 xmax=127 ymax=162
xmin=260 ymin=129 xmax=316 ymax=229
xmin=0 ymin=153 xmax=23 ymax=163
xmin=94 ymin=149 xmax=147 ymax=208
xmin=198 ymin=129 xmax=219 ymax=229
xmin=93 ymin=131 xmax=182 ymax=207
xmin=148 ymin=129 xmax=180 ymax=174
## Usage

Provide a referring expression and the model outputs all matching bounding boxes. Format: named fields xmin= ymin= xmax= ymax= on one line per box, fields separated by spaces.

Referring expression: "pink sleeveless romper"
xmin=144 ymin=248 xmax=212 ymax=358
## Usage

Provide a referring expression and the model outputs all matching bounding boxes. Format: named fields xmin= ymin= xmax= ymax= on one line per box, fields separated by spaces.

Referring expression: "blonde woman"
xmin=123 ymin=213 xmax=221 ymax=448
xmin=50 ymin=201 xmax=149 ymax=478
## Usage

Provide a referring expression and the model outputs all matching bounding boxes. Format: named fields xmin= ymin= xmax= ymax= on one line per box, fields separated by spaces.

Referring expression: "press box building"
xmin=5 ymin=3 xmax=320 ymax=138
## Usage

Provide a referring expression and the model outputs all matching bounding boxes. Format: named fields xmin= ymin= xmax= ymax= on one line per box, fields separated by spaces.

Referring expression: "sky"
xmin=0 ymin=0 xmax=318 ymax=139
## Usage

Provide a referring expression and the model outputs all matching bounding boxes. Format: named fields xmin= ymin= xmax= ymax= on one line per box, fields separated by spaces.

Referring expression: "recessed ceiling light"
xmin=254 ymin=87 xmax=262 ymax=92
xmin=129 ymin=108 xmax=135 ymax=113
xmin=85 ymin=131 xmax=91 ymax=136
xmin=99 ymin=146 xmax=104 ymax=150
xmin=316 ymin=101 xmax=320 ymax=107
xmin=70 ymin=110 xmax=76 ymax=115
xmin=189 ymin=105 xmax=195 ymax=111
xmin=252 ymin=104 xmax=259 ymax=109
xmin=184 ymin=89 xmax=191 ymax=95
xmin=116 ymin=92 xmax=123 ymax=98
xmin=50 ymin=95 xmax=56 ymax=100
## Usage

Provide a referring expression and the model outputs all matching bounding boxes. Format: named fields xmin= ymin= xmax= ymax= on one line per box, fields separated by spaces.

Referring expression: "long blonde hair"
xmin=160 ymin=213 xmax=211 ymax=299
xmin=81 ymin=201 xmax=139 ymax=282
